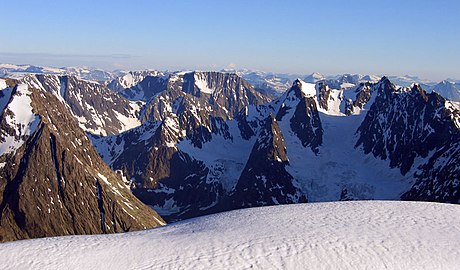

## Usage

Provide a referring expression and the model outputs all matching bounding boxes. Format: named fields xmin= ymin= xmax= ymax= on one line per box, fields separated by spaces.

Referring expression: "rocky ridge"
xmin=0 ymin=79 xmax=164 ymax=242
xmin=93 ymin=73 xmax=460 ymax=221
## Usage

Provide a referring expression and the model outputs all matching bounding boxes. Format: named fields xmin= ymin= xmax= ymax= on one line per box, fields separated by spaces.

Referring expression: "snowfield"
xmin=1 ymin=201 xmax=459 ymax=269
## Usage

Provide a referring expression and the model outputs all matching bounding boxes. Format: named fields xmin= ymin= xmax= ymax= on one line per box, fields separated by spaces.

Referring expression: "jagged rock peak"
xmin=231 ymin=113 xmax=307 ymax=208
xmin=293 ymin=78 xmax=302 ymax=87
xmin=0 ymin=83 xmax=165 ymax=242
xmin=21 ymin=74 xmax=142 ymax=136
xmin=371 ymin=76 xmax=398 ymax=98
xmin=285 ymin=79 xmax=314 ymax=100
xmin=257 ymin=113 xmax=289 ymax=163
xmin=356 ymin=80 xmax=459 ymax=175
xmin=287 ymin=79 xmax=302 ymax=99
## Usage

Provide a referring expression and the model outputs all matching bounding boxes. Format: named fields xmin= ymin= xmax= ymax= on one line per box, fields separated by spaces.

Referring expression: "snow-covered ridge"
xmin=1 ymin=201 xmax=459 ymax=269
xmin=298 ymin=79 xmax=316 ymax=97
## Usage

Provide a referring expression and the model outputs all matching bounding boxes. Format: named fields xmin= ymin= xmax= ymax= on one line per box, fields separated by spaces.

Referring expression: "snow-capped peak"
xmin=297 ymin=79 xmax=316 ymax=97
xmin=290 ymin=79 xmax=316 ymax=96
xmin=303 ymin=72 xmax=326 ymax=83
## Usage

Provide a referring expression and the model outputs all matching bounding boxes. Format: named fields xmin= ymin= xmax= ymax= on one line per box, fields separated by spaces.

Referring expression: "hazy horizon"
xmin=2 ymin=59 xmax=458 ymax=84
xmin=1 ymin=0 xmax=459 ymax=81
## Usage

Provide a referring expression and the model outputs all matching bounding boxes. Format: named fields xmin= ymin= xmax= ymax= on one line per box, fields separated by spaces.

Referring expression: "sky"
xmin=0 ymin=0 xmax=459 ymax=80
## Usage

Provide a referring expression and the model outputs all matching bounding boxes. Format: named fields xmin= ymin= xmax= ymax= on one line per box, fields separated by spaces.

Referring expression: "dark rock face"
xmin=343 ymin=82 xmax=374 ymax=116
xmin=236 ymin=108 xmax=256 ymax=140
xmin=355 ymin=78 xmax=460 ymax=203
xmin=122 ymin=76 xmax=168 ymax=102
xmin=289 ymin=95 xmax=323 ymax=154
xmin=340 ymin=188 xmax=356 ymax=201
xmin=94 ymin=78 xmax=324 ymax=220
xmin=97 ymin=118 xmax=230 ymax=222
xmin=356 ymin=78 xmax=458 ymax=175
xmin=352 ymin=82 xmax=373 ymax=110
xmin=402 ymin=142 xmax=460 ymax=203
xmin=103 ymin=71 xmax=272 ymax=186
xmin=133 ymin=71 xmax=271 ymax=148
xmin=109 ymin=119 xmax=180 ymax=189
xmin=276 ymin=79 xmax=323 ymax=154
xmin=0 ymin=84 xmax=164 ymax=242
xmin=316 ymin=81 xmax=331 ymax=111
xmin=231 ymin=115 xmax=307 ymax=208
xmin=133 ymin=150 xmax=223 ymax=221
xmin=142 ymin=71 xmax=271 ymax=122
xmin=93 ymin=72 xmax=274 ymax=221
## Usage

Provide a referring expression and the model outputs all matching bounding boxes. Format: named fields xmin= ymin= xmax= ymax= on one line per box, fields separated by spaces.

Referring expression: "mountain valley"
xmin=0 ymin=64 xmax=459 ymax=236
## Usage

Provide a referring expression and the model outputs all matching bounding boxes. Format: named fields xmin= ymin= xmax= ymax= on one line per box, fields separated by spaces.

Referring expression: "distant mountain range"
xmin=0 ymin=63 xmax=120 ymax=81
xmin=0 ymin=63 xmax=459 ymax=241
xmin=2 ymin=63 xmax=459 ymax=101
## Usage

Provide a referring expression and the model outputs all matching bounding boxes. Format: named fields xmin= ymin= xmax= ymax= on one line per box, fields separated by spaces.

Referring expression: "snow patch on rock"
xmin=0 ymin=84 xmax=40 ymax=156
xmin=194 ymin=74 xmax=214 ymax=94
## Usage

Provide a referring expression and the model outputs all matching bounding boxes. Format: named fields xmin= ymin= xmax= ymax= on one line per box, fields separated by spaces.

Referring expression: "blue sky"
xmin=1 ymin=0 xmax=459 ymax=80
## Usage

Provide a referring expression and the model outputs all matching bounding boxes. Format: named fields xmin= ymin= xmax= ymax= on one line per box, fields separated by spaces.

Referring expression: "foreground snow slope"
xmin=1 ymin=201 xmax=459 ymax=269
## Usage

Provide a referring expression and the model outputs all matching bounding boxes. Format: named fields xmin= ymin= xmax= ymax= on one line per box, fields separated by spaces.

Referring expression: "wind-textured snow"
xmin=1 ymin=201 xmax=459 ymax=270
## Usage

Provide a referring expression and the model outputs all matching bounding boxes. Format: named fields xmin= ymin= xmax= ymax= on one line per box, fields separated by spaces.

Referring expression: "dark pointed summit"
xmin=231 ymin=113 xmax=307 ymax=208
xmin=286 ymin=79 xmax=304 ymax=99
xmin=0 ymin=83 xmax=164 ymax=242
xmin=258 ymin=113 xmax=289 ymax=163
xmin=293 ymin=78 xmax=302 ymax=87
xmin=378 ymin=76 xmax=393 ymax=88
xmin=374 ymin=76 xmax=397 ymax=97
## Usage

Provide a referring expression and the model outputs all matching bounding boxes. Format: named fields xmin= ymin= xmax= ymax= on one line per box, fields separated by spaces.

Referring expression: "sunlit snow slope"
xmin=0 ymin=201 xmax=459 ymax=269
